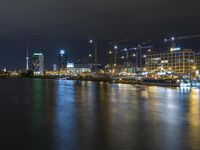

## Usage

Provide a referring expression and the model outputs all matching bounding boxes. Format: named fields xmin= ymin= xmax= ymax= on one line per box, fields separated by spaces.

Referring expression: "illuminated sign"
xmin=33 ymin=53 xmax=43 ymax=56
xmin=170 ymin=47 xmax=181 ymax=51
xmin=67 ymin=63 xmax=74 ymax=68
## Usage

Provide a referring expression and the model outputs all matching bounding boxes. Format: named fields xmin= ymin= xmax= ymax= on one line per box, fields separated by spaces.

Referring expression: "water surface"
xmin=0 ymin=78 xmax=199 ymax=150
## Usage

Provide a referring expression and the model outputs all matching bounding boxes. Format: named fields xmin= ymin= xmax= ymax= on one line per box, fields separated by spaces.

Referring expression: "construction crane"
xmin=109 ymin=38 xmax=153 ymax=67
xmin=164 ymin=34 xmax=200 ymax=48
xmin=130 ymin=45 xmax=154 ymax=69
xmin=109 ymin=38 xmax=135 ymax=65
xmin=113 ymin=44 xmax=153 ymax=71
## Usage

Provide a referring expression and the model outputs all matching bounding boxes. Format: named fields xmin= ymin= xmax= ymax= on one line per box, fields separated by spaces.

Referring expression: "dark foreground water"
xmin=0 ymin=78 xmax=199 ymax=150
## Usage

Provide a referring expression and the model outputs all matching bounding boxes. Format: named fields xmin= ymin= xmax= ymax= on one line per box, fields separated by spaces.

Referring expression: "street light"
xmin=89 ymin=39 xmax=98 ymax=66
xmin=89 ymin=40 xmax=93 ymax=43
xmin=113 ymin=45 xmax=118 ymax=65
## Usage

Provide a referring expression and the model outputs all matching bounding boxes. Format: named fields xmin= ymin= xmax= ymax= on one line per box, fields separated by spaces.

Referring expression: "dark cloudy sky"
xmin=0 ymin=0 xmax=200 ymax=70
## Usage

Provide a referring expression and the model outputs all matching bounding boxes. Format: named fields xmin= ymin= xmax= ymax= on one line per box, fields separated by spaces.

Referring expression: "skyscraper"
xmin=58 ymin=50 xmax=67 ymax=71
xmin=32 ymin=53 xmax=44 ymax=75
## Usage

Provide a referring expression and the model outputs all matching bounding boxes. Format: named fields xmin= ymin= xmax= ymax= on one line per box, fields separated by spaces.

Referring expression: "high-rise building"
xmin=58 ymin=50 xmax=67 ymax=71
xmin=196 ymin=52 xmax=200 ymax=76
xmin=32 ymin=53 xmax=44 ymax=75
xmin=145 ymin=49 xmax=196 ymax=75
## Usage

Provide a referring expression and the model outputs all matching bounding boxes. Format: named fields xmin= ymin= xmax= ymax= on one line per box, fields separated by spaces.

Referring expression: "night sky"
xmin=0 ymin=0 xmax=200 ymax=70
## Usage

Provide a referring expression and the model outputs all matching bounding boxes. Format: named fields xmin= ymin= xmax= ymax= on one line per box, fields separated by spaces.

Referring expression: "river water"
xmin=0 ymin=78 xmax=199 ymax=150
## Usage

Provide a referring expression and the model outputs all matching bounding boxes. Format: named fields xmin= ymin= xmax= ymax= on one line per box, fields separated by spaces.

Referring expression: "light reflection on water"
xmin=0 ymin=78 xmax=199 ymax=150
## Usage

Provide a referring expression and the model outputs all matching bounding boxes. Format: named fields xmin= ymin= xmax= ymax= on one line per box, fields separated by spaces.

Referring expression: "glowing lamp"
xmin=60 ymin=50 xmax=65 ymax=55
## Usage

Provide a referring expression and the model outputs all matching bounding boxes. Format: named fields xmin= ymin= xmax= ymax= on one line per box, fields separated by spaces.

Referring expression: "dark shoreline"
xmin=1 ymin=75 xmax=180 ymax=87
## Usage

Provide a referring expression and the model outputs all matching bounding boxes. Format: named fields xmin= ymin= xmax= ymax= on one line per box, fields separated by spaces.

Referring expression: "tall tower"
xmin=58 ymin=50 xmax=67 ymax=71
xmin=26 ymin=46 xmax=29 ymax=70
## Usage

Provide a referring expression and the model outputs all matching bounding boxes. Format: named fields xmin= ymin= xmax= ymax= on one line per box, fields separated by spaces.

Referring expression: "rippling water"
xmin=0 ymin=78 xmax=199 ymax=150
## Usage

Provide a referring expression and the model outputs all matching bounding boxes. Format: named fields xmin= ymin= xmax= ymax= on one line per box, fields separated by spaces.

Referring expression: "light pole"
xmin=108 ymin=50 xmax=112 ymax=66
xmin=114 ymin=45 xmax=118 ymax=66
xmin=132 ymin=53 xmax=136 ymax=74
xmin=89 ymin=40 xmax=98 ymax=73
xmin=88 ymin=54 xmax=92 ymax=63
xmin=89 ymin=40 xmax=98 ymax=65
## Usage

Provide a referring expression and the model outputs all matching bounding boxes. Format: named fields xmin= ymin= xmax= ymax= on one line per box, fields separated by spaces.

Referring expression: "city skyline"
xmin=0 ymin=0 xmax=200 ymax=69
xmin=0 ymin=1 xmax=200 ymax=150
xmin=1 ymin=37 xmax=200 ymax=71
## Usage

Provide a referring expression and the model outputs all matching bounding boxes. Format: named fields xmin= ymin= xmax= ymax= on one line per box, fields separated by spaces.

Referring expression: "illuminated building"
xmin=67 ymin=63 xmax=92 ymax=73
xmin=196 ymin=53 xmax=200 ymax=72
xmin=53 ymin=64 xmax=57 ymax=71
xmin=58 ymin=50 xmax=67 ymax=71
xmin=32 ymin=53 xmax=44 ymax=75
xmin=145 ymin=49 xmax=196 ymax=75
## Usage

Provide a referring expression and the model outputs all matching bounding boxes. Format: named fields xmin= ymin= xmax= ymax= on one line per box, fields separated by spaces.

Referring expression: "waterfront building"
xmin=196 ymin=52 xmax=200 ymax=78
xmin=67 ymin=63 xmax=92 ymax=75
xmin=32 ymin=53 xmax=44 ymax=75
xmin=196 ymin=52 xmax=200 ymax=71
xmin=145 ymin=49 xmax=196 ymax=75
xmin=67 ymin=63 xmax=104 ymax=76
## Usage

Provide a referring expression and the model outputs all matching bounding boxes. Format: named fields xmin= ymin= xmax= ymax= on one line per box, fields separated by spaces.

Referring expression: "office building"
xmin=32 ymin=53 xmax=44 ymax=75
xmin=196 ymin=52 xmax=200 ymax=71
xmin=145 ymin=49 xmax=196 ymax=75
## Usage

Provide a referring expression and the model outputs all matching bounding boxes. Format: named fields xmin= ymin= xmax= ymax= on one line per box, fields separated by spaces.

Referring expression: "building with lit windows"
xmin=145 ymin=49 xmax=196 ymax=75
xmin=196 ymin=52 xmax=200 ymax=78
xmin=32 ymin=53 xmax=44 ymax=75
xmin=196 ymin=53 xmax=200 ymax=70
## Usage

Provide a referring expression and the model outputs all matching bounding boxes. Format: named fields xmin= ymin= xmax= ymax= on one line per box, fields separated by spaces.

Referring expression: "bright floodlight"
xmin=114 ymin=45 xmax=118 ymax=49
xmin=124 ymin=48 xmax=127 ymax=51
xmin=60 ymin=50 xmax=65 ymax=55
xmin=89 ymin=40 xmax=93 ymax=43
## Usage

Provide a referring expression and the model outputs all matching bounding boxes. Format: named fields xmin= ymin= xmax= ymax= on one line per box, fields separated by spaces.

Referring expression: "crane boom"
xmin=176 ymin=34 xmax=200 ymax=40
xmin=164 ymin=34 xmax=200 ymax=42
